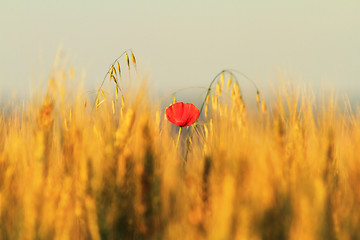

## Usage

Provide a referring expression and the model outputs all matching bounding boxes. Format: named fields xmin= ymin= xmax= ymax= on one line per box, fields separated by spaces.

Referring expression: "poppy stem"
xmin=176 ymin=127 xmax=182 ymax=149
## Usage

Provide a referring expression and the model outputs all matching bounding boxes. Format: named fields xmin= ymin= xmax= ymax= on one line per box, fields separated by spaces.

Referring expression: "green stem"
xmin=176 ymin=127 xmax=182 ymax=149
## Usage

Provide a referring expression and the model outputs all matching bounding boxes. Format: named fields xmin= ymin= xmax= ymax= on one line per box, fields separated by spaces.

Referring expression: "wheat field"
xmin=1 ymin=54 xmax=360 ymax=240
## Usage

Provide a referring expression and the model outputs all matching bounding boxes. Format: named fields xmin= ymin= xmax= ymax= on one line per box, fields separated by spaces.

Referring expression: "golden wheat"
xmin=0 ymin=61 xmax=359 ymax=240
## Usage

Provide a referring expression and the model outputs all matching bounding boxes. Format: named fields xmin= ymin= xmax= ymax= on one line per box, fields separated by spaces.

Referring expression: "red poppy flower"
xmin=165 ymin=102 xmax=200 ymax=127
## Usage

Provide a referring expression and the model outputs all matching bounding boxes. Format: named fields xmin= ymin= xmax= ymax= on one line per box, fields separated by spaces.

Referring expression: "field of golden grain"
xmin=1 ymin=54 xmax=360 ymax=240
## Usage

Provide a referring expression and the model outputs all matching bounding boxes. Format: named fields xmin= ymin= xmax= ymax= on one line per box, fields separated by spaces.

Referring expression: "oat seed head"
xmin=227 ymin=76 xmax=232 ymax=89
xmin=126 ymin=53 xmax=130 ymax=69
xmin=131 ymin=51 xmax=136 ymax=65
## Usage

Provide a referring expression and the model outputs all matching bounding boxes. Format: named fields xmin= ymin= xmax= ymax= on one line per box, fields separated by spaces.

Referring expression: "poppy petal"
xmin=181 ymin=103 xmax=191 ymax=124
xmin=166 ymin=102 xmax=184 ymax=126
xmin=165 ymin=102 xmax=199 ymax=127
xmin=183 ymin=103 xmax=200 ymax=127
xmin=166 ymin=103 xmax=180 ymax=126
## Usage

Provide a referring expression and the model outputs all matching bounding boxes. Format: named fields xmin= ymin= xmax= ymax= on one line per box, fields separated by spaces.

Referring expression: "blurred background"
xmin=1 ymin=0 xmax=359 ymax=105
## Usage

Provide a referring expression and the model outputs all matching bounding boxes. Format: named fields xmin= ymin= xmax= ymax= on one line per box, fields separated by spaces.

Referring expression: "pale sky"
xmin=1 ymin=1 xmax=360 ymax=103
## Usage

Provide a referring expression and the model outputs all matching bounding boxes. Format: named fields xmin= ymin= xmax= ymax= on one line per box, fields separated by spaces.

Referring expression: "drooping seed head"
xmin=131 ymin=51 xmax=136 ymax=65
xmin=227 ymin=76 xmax=232 ymax=89
xmin=126 ymin=53 xmax=130 ymax=69
xmin=256 ymin=91 xmax=260 ymax=104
